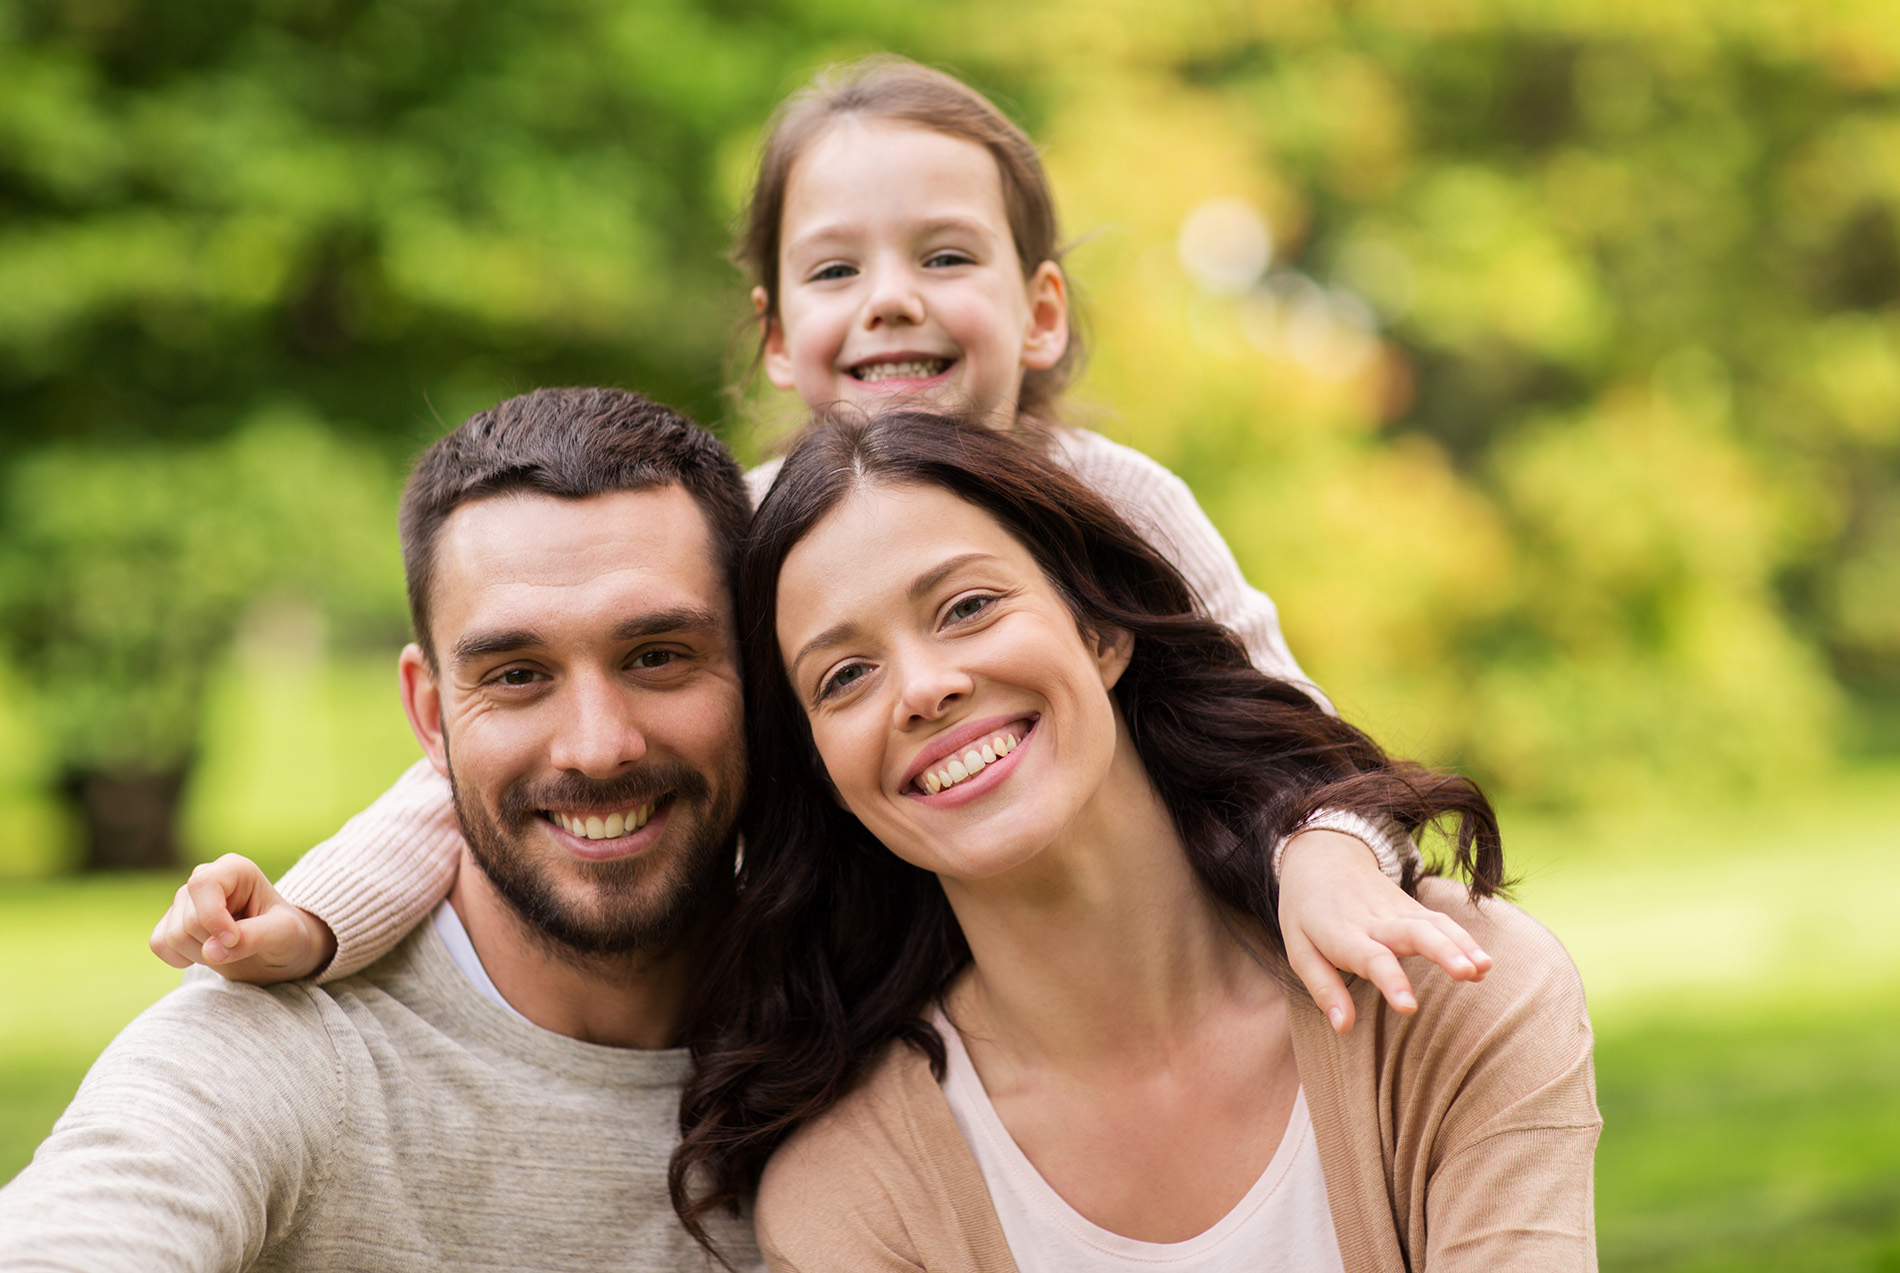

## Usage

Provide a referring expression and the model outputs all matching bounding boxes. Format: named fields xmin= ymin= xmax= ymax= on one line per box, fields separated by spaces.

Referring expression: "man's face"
xmin=401 ymin=485 xmax=745 ymax=959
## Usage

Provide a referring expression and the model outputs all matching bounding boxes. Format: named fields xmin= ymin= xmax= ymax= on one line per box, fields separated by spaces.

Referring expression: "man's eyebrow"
xmin=453 ymin=628 xmax=545 ymax=666
xmin=789 ymin=554 xmax=996 ymax=681
xmin=451 ymin=608 xmax=723 ymax=668
xmin=612 ymin=607 xmax=724 ymax=643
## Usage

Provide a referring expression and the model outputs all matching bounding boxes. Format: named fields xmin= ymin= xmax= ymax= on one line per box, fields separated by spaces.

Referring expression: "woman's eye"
xmin=633 ymin=650 xmax=676 ymax=669
xmin=819 ymin=663 xmax=868 ymax=699
xmin=947 ymin=595 xmax=995 ymax=623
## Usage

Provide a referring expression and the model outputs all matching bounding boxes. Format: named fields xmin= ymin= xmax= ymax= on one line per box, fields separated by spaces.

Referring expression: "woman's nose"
xmin=893 ymin=649 xmax=974 ymax=726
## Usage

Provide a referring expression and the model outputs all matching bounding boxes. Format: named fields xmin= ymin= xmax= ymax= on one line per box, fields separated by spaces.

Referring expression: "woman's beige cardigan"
xmin=756 ymin=879 xmax=1600 ymax=1272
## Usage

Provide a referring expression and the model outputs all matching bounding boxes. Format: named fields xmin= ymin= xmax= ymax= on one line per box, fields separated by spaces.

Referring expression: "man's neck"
xmin=445 ymin=853 xmax=703 ymax=1049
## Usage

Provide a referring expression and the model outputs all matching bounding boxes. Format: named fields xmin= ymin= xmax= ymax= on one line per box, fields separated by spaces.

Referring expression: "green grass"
xmin=2 ymin=776 xmax=1897 ymax=1270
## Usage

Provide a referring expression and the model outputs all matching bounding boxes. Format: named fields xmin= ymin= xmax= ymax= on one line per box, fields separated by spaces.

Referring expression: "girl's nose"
xmin=862 ymin=260 xmax=926 ymax=328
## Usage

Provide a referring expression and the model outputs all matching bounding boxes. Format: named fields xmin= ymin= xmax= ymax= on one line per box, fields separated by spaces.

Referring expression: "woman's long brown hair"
xmin=669 ymin=409 xmax=1504 ymax=1258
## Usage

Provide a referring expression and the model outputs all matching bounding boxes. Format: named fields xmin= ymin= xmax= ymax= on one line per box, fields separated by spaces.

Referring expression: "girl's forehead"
xmin=784 ymin=118 xmax=1008 ymax=219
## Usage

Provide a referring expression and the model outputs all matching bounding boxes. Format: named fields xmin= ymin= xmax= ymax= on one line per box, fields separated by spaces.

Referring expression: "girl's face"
xmin=775 ymin=481 xmax=1131 ymax=882
xmin=761 ymin=119 xmax=1069 ymax=423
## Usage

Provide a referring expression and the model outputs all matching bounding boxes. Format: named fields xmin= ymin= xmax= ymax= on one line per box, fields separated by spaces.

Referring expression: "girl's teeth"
xmin=854 ymin=358 xmax=948 ymax=383
xmin=919 ymin=731 xmax=1021 ymax=794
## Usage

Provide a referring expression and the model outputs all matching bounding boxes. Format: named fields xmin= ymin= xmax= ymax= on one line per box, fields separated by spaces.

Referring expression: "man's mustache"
xmin=496 ymin=763 xmax=713 ymax=830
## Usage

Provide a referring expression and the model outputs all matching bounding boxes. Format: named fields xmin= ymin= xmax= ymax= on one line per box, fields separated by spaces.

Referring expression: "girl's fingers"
xmin=1285 ymin=931 xmax=1357 ymax=1034
xmin=1429 ymin=912 xmax=1491 ymax=977
xmin=1377 ymin=918 xmax=1481 ymax=982
xmin=1358 ymin=945 xmax=1418 ymax=1015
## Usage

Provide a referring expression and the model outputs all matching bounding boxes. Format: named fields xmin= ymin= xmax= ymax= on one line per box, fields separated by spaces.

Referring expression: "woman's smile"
xmin=904 ymin=715 xmax=1037 ymax=802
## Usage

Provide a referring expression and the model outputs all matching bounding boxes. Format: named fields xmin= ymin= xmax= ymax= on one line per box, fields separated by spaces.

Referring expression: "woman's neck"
xmin=939 ymin=718 xmax=1280 ymax=1075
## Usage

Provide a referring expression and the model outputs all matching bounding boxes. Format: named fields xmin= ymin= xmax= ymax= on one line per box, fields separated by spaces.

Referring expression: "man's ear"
xmin=755 ymin=286 xmax=796 ymax=391
xmin=1020 ymin=260 xmax=1071 ymax=372
xmin=399 ymin=643 xmax=452 ymax=779
xmin=1093 ymin=623 xmax=1134 ymax=691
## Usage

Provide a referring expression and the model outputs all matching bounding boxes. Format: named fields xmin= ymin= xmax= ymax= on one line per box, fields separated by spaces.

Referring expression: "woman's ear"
xmin=1093 ymin=623 xmax=1134 ymax=690
xmin=755 ymin=286 xmax=796 ymax=390
xmin=1020 ymin=260 xmax=1070 ymax=371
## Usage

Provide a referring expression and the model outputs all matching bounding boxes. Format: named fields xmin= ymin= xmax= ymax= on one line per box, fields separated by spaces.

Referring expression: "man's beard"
xmin=449 ymin=757 xmax=741 ymax=963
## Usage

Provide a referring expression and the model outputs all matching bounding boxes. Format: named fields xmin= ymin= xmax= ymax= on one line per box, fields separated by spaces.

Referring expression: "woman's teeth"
xmin=919 ymin=731 xmax=1020 ymax=795
xmin=853 ymin=358 xmax=949 ymax=383
xmin=550 ymin=801 xmax=656 ymax=841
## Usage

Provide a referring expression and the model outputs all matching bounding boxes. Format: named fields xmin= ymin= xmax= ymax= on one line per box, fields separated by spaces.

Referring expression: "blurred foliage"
xmin=0 ymin=413 xmax=401 ymax=778
xmin=0 ymin=0 xmax=1896 ymax=836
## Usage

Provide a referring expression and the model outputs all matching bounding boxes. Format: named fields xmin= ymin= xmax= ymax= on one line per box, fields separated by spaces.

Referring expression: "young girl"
xmin=151 ymin=55 xmax=1490 ymax=1030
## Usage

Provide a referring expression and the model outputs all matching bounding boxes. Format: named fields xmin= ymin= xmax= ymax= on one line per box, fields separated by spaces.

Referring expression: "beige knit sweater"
xmin=756 ymin=878 xmax=1600 ymax=1273
xmin=281 ymin=428 xmax=1415 ymax=981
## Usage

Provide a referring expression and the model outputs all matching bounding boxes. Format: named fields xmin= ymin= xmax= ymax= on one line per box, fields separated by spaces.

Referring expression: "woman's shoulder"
xmin=1362 ymin=878 xmax=1599 ymax=1142
xmin=1411 ymin=877 xmax=1590 ymax=1024
xmin=755 ymin=1040 xmax=1016 ymax=1272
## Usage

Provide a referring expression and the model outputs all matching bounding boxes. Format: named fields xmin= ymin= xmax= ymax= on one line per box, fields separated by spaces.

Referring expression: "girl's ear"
xmin=1020 ymin=260 xmax=1070 ymax=371
xmin=1093 ymin=623 xmax=1134 ymax=691
xmin=755 ymin=286 xmax=797 ymax=390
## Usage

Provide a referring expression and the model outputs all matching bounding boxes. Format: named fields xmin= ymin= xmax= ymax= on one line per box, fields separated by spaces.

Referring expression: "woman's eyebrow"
xmin=907 ymin=553 xmax=992 ymax=602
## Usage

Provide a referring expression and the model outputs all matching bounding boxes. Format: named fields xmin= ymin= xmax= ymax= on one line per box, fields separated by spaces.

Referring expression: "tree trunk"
xmin=61 ymin=767 xmax=189 ymax=872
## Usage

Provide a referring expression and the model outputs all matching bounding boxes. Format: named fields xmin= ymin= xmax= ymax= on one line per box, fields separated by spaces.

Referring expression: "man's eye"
xmin=633 ymin=650 xmax=677 ymax=669
xmin=496 ymin=668 xmax=540 ymax=687
xmin=820 ymin=663 xmax=867 ymax=699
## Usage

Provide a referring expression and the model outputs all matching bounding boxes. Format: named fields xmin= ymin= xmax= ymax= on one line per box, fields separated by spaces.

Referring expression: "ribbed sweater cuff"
xmin=1272 ymin=809 xmax=1415 ymax=886
xmin=276 ymin=759 xmax=464 ymax=983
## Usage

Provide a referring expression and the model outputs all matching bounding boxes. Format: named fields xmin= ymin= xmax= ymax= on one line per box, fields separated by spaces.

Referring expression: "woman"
xmin=672 ymin=409 xmax=1599 ymax=1271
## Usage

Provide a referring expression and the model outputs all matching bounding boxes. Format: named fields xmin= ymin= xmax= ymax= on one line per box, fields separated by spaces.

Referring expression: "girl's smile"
xmin=761 ymin=119 xmax=1068 ymax=423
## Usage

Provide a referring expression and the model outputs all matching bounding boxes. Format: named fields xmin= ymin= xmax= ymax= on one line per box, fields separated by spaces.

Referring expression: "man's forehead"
xmin=432 ymin=485 xmax=729 ymax=633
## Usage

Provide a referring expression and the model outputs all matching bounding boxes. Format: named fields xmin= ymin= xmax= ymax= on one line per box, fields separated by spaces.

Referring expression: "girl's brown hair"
xmin=668 ymin=408 xmax=1504 ymax=1258
xmin=735 ymin=55 xmax=1083 ymax=419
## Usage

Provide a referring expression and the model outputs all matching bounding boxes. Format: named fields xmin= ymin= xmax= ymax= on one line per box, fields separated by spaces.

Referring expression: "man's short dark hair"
xmin=400 ymin=387 xmax=750 ymax=663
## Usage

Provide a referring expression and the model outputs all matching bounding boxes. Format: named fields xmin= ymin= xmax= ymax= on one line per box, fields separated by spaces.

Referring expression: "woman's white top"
xmin=936 ymin=1009 xmax=1345 ymax=1273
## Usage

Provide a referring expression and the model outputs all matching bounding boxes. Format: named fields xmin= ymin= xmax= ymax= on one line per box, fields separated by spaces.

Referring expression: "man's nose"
xmin=548 ymin=672 xmax=649 ymax=777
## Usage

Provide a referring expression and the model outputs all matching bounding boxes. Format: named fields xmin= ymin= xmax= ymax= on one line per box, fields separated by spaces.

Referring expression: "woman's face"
xmin=775 ymin=481 xmax=1132 ymax=881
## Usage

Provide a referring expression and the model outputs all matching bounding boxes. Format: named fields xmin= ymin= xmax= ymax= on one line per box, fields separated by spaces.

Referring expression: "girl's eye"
xmin=811 ymin=262 xmax=856 ymax=282
xmin=925 ymin=250 xmax=974 ymax=268
xmin=946 ymin=595 xmax=995 ymax=624
xmin=819 ymin=662 xmax=868 ymax=700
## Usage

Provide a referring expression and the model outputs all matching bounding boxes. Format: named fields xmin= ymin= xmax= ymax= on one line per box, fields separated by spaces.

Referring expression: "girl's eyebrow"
xmin=787 ymin=552 xmax=997 ymax=681
xmin=785 ymin=214 xmax=996 ymax=258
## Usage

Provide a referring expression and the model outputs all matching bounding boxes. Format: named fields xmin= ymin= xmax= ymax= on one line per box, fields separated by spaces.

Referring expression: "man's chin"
xmin=451 ymin=785 xmax=733 ymax=962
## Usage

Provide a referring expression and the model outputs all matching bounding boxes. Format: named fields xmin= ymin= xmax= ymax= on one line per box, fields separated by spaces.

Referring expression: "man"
xmin=0 ymin=388 xmax=760 ymax=1270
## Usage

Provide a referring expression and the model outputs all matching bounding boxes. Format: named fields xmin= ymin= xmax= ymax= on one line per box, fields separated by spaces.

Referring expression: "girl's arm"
xmin=1050 ymin=428 xmax=1496 ymax=1031
xmin=149 ymin=759 xmax=463 ymax=984
xmin=1048 ymin=428 xmax=1420 ymax=878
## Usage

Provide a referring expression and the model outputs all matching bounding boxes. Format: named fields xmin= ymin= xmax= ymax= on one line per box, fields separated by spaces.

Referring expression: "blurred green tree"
xmin=0 ymin=413 xmax=402 ymax=868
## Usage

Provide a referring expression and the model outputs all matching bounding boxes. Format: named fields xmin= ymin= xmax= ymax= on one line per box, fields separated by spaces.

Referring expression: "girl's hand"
xmin=1276 ymin=830 xmax=1492 ymax=1034
xmin=148 ymin=853 xmax=337 ymax=984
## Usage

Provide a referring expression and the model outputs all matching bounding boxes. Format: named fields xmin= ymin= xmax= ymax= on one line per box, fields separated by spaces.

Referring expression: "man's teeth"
xmin=920 ymin=731 xmax=1020 ymax=795
xmin=550 ymin=801 xmax=656 ymax=841
xmin=853 ymin=358 xmax=949 ymax=383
